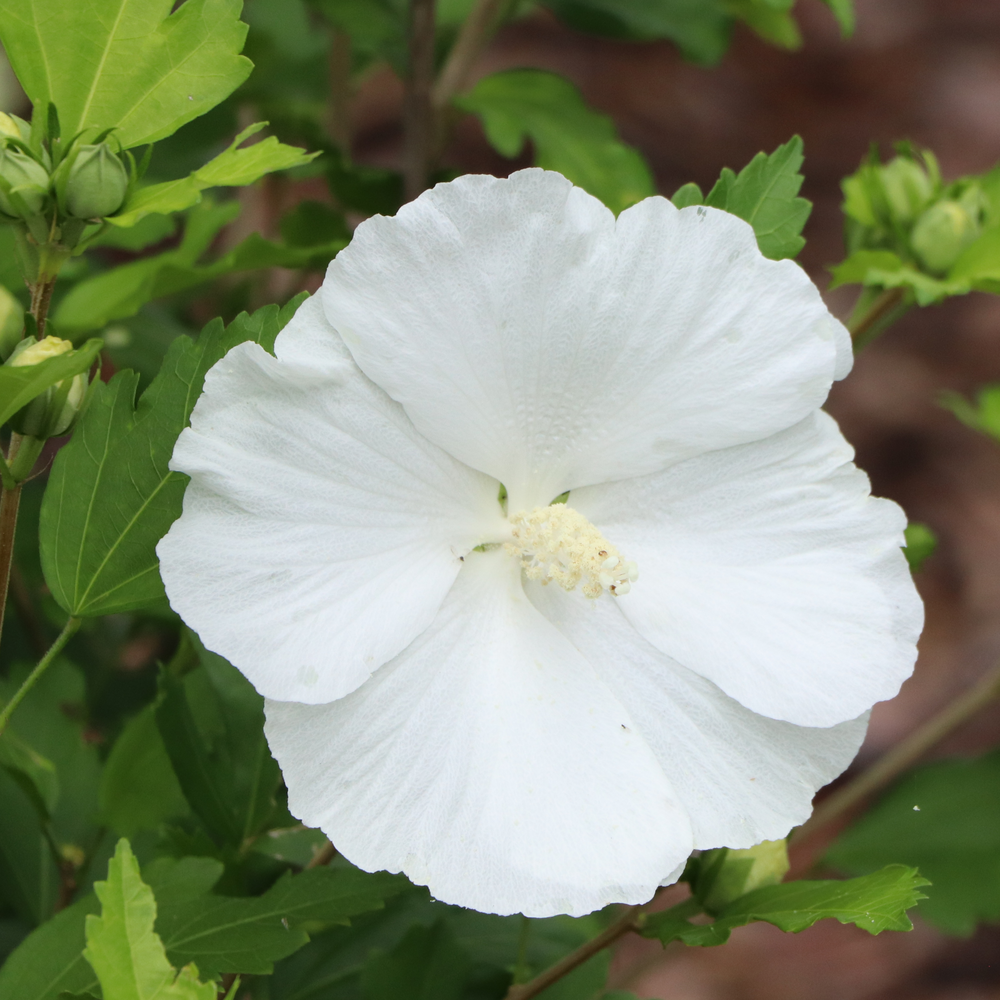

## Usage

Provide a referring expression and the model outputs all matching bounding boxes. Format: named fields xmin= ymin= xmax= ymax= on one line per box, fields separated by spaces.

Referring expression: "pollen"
xmin=506 ymin=504 xmax=638 ymax=599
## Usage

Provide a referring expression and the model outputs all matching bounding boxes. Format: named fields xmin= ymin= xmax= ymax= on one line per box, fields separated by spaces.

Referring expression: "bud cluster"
xmin=842 ymin=146 xmax=986 ymax=275
xmin=0 ymin=107 xmax=131 ymax=251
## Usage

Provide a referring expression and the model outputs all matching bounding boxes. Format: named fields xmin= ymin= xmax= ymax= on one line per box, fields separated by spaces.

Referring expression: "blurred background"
xmin=3 ymin=0 xmax=999 ymax=995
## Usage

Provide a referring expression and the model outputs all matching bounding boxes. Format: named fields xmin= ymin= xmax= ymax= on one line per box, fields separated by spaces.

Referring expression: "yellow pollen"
xmin=506 ymin=504 xmax=638 ymax=599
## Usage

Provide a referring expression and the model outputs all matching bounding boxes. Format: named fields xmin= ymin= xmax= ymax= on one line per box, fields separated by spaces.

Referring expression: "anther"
xmin=505 ymin=504 xmax=637 ymax=599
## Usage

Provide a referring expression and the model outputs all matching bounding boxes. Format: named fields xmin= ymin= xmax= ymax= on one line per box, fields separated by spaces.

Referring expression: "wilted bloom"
xmin=158 ymin=170 xmax=922 ymax=917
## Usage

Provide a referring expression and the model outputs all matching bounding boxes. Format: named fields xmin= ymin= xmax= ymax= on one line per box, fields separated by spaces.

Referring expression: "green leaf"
xmin=940 ymin=383 xmax=1000 ymax=443
xmin=361 ymin=921 xmax=471 ymax=1000
xmin=727 ymin=0 xmax=800 ymax=49
xmin=0 ymin=659 xmax=103 ymax=926
xmin=819 ymin=0 xmax=855 ymax=35
xmin=84 ymin=839 xmax=216 ymax=1000
xmin=110 ymin=123 xmax=319 ymax=228
xmin=99 ymin=704 xmax=189 ymax=837
xmin=154 ymin=642 xmax=281 ymax=848
xmin=0 ymin=728 xmax=59 ymax=818
xmin=55 ymin=202 xmax=340 ymax=333
xmin=642 ymin=867 xmax=928 ymax=947
xmin=0 ymin=339 xmax=103 ymax=429
xmin=456 ymin=69 xmax=654 ymax=214
xmin=829 ymin=248 xmax=968 ymax=305
xmin=0 ymin=893 xmax=101 ymax=1000
xmin=704 ymin=135 xmax=811 ymax=259
xmin=826 ymin=751 xmax=1000 ymax=935
xmin=39 ymin=296 xmax=305 ymax=617
xmin=158 ymin=864 xmax=410 ymax=978
xmin=540 ymin=0 xmax=733 ymax=65
xmin=902 ymin=522 xmax=937 ymax=572
xmin=0 ymin=0 xmax=252 ymax=149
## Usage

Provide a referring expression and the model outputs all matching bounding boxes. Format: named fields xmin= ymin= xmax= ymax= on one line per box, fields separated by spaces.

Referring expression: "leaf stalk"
xmin=0 ymin=615 xmax=81 ymax=737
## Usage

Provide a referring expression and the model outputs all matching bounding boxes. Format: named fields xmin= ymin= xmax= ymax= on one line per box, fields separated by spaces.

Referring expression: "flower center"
xmin=505 ymin=504 xmax=638 ymax=599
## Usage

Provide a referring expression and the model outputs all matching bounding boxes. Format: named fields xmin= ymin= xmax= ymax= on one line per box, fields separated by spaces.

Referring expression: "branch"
xmin=504 ymin=902 xmax=647 ymax=1000
xmin=847 ymin=286 xmax=907 ymax=347
xmin=792 ymin=660 xmax=1000 ymax=846
xmin=403 ymin=0 xmax=437 ymax=201
xmin=433 ymin=0 xmax=507 ymax=112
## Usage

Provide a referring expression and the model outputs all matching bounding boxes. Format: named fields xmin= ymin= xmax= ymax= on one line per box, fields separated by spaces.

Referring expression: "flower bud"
xmin=0 ymin=285 xmax=24 ymax=361
xmin=63 ymin=143 xmax=128 ymax=220
xmin=0 ymin=112 xmax=21 ymax=141
xmin=911 ymin=199 xmax=981 ymax=274
xmin=879 ymin=156 xmax=935 ymax=226
xmin=0 ymin=146 xmax=51 ymax=219
xmin=6 ymin=335 xmax=89 ymax=438
xmin=694 ymin=839 xmax=791 ymax=914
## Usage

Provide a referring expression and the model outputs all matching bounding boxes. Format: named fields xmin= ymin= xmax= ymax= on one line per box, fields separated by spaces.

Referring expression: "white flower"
xmin=157 ymin=169 xmax=922 ymax=918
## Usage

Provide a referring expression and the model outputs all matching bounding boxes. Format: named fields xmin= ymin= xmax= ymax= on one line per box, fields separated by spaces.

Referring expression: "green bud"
xmin=0 ymin=284 xmax=24 ymax=361
xmin=879 ymin=156 xmax=935 ymax=225
xmin=6 ymin=335 xmax=89 ymax=438
xmin=911 ymin=199 xmax=981 ymax=273
xmin=695 ymin=839 xmax=791 ymax=914
xmin=0 ymin=146 xmax=51 ymax=219
xmin=0 ymin=113 xmax=20 ymax=141
xmin=62 ymin=143 xmax=128 ymax=220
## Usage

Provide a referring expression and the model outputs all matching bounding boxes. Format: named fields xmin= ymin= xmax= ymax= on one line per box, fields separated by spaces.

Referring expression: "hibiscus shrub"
xmin=0 ymin=1 xmax=998 ymax=999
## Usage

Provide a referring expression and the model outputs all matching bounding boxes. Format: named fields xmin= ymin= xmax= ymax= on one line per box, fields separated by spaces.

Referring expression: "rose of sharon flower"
xmin=158 ymin=169 xmax=922 ymax=917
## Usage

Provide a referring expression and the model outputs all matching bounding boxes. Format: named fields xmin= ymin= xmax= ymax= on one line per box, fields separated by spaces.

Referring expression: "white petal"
xmin=265 ymin=550 xmax=692 ymax=917
xmin=158 ymin=296 xmax=503 ymax=704
xmin=322 ymin=169 xmax=846 ymax=509
xmin=571 ymin=411 xmax=922 ymax=727
xmin=528 ymin=582 xmax=870 ymax=849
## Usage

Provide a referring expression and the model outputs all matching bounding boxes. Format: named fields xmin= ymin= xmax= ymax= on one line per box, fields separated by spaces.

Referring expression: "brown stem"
xmin=432 ymin=0 xmax=507 ymax=112
xmin=791 ymin=661 xmax=1000 ymax=847
xmin=403 ymin=0 xmax=437 ymax=201
xmin=504 ymin=903 xmax=647 ymax=1000
xmin=29 ymin=276 xmax=57 ymax=336
xmin=306 ymin=839 xmax=338 ymax=869
xmin=847 ymin=286 xmax=906 ymax=346
xmin=328 ymin=27 xmax=353 ymax=154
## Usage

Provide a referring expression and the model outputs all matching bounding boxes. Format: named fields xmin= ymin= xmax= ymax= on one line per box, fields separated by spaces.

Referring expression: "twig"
xmin=504 ymin=903 xmax=647 ymax=1000
xmin=792 ymin=661 xmax=1000 ymax=846
xmin=403 ymin=0 xmax=437 ymax=201
xmin=847 ymin=286 xmax=906 ymax=346
xmin=0 ymin=616 xmax=82 ymax=737
xmin=432 ymin=0 xmax=507 ymax=112
xmin=328 ymin=27 xmax=353 ymax=154
xmin=306 ymin=839 xmax=338 ymax=869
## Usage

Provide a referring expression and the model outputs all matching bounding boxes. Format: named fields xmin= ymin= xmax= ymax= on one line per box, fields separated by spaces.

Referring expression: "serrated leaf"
xmin=827 ymin=751 xmax=1000 ymax=935
xmin=158 ymin=865 xmax=410 ymax=978
xmin=456 ymin=69 xmax=654 ymax=214
xmin=540 ymin=0 xmax=733 ymax=65
xmin=111 ymin=123 xmax=319 ymax=228
xmin=642 ymin=867 xmax=928 ymax=947
xmin=0 ymin=729 xmax=59 ymax=818
xmin=154 ymin=642 xmax=281 ymax=848
xmin=39 ymin=296 xmax=306 ymax=617
xmin=99 ymin=704 xmax=189 ymax=837
xmin=0 ymin=0 xmax=252 ymax=148
xmin=829 ymin=249 xmax=969 ymax=305
xmin=84 ymin=839 xmax=216 ymax=1000
xmin=361 ymin=921 xmax=470 ymax=1000
xmin=704 ymin=135 xmax=811 ymax=259
xmin=0 ymin=339 xmax=103 ymax=429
